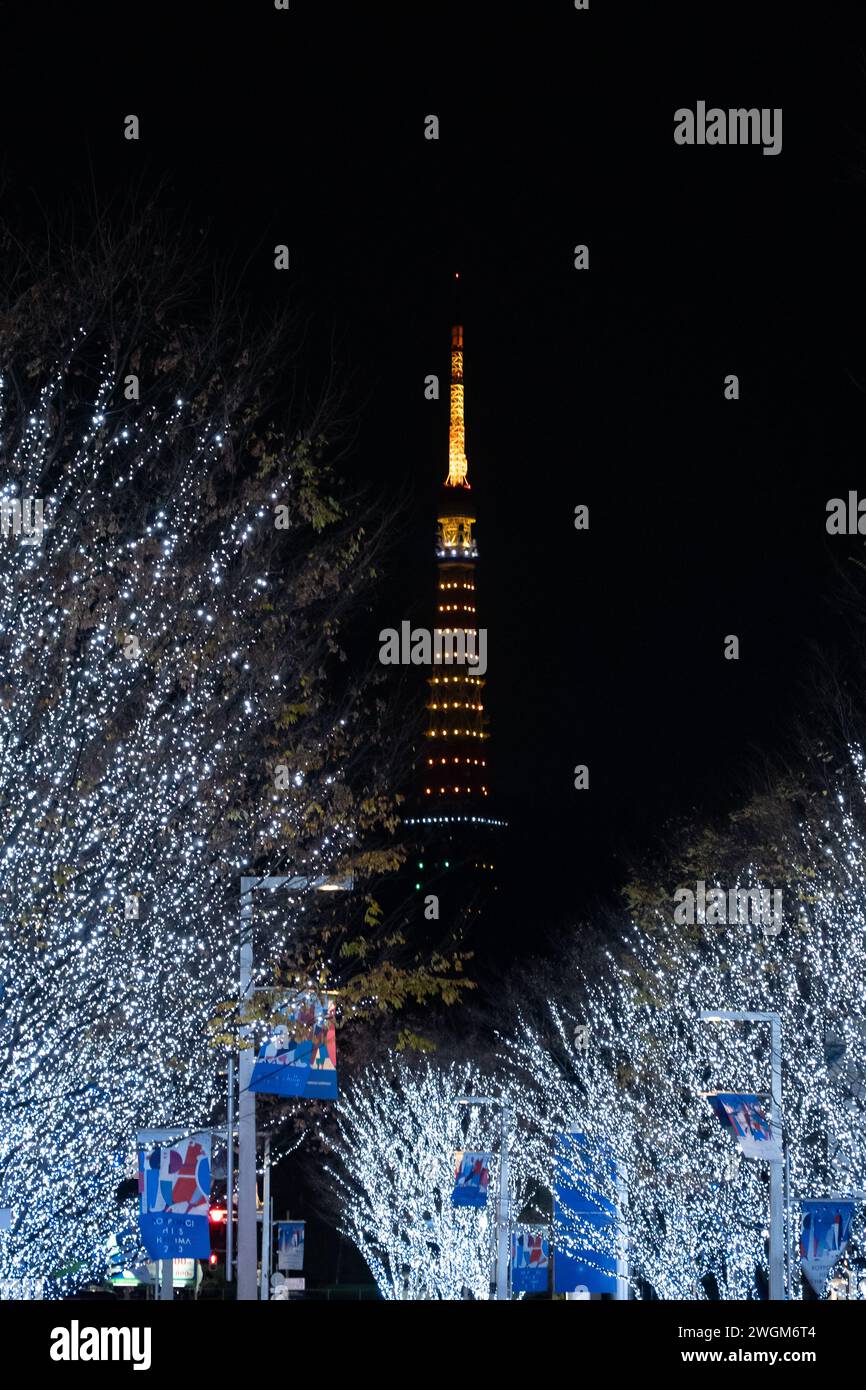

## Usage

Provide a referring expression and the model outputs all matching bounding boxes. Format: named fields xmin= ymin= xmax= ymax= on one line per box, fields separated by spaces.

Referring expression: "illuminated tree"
xmin=331 ymin=1058 xmax=530 ymax=1300
xmin=508 ymin=756 xmax=866 ymax=1298
xmin=0 ymin=208 xmax=412 ymax=1292
xmin=507 ymin=1002 xmax=763 ymax=1300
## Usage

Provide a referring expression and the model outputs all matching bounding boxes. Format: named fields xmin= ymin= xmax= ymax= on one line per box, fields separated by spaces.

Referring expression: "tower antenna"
xmin=447 ymin=280 xmax=469 ymax=489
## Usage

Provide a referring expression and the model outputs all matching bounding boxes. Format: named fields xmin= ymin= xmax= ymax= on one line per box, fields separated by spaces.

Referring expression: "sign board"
xmin=554 ymin=1132 xmax=618 ymax=1294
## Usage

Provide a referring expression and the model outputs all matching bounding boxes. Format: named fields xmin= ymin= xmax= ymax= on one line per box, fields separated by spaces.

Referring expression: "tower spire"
xmin=447 ymin=299 xmax=469 ymax=488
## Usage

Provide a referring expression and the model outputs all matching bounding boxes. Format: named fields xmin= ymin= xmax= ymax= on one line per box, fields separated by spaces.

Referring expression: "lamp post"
xmin=261 ymin=1136 xmax=272 ymax=1302
xmin=614 ymin=1162 xmax=630 ymax=1300
xmin=699 ymin=1009 xmax=784 ymax=1300
xmin=456 ymin=1094 xmax=512 ymax=1300
xmin=226 ymin=1055 xmax=234 ymax=1286
xmin=237 ymin=872 xmax=351 ymax=1302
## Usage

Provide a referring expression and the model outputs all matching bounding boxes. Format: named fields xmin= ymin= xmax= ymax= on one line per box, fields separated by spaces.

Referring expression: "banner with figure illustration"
xmin=800 ymin=1200 xmax=855 ymax=1294
xmin=249 ymin=992 xmax=338 ymax=1100
xmin=137 ymin=1131 xmax=211 ymax=1260
xmin=707 ymin=1093 xmax=783 ymax=1162
xmin=277 ymin=1221 xmax=305 ymax=1272
xmin=451 ymin=1151 xmax=492 ymax=1208
xmin=511 ymin=1229 xmax=550 ymax=1293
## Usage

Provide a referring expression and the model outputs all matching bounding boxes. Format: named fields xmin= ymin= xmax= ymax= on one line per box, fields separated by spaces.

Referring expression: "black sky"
xmin=4 ymin=1 xmax=866 ymax=927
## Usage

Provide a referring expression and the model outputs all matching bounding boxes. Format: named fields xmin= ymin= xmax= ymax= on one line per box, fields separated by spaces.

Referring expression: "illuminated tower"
xmin=419 ymin=324 xmax=503 ymax=831
xmin=402 ymin=316 xmax=504 ymax=930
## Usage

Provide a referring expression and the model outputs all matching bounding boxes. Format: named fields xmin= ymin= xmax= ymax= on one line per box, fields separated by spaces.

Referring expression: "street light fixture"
xmin=455 ymin=1094 xmax=512 ymax=1301
xmin=236 ymin=871 xmax=352 ymax=1302
xmin=698 ymin=1009 xmax=785 ymax=1300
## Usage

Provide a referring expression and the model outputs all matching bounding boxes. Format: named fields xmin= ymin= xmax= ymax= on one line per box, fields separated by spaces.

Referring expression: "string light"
xmin=0 ymin=324 xmax=366 ymax=1293
xmin=331 ymin=1060 xmax=532 ymax=1300
xmin=507 ymin=757 xmax=866 ymax=1298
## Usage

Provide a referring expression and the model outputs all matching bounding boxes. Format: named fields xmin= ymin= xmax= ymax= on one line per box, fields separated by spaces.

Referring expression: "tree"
xmin=508 ymin=752 xmax=866 ymax=1298
xmin=0 ymin=203 xmax=462 ymax=1291
xmin=330 ymin=1057 xmax=531 ymax=1299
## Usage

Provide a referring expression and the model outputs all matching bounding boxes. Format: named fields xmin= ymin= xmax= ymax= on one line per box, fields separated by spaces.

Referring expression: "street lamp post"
xmin=261 ymin=1136 xmax=272 ymax=1302
xmin=237 ymin=872 xmax=351 ymax=1302
xmin=699 ymin=1009 xmax=784 ymax=1301
xmin=226 ymin=1055 xmax=235 ymax=1286
xmin=456 ymin=1094 xmax=512 ymax=1300
xmin=615 ymin=1162 xmax=630 ymax=1300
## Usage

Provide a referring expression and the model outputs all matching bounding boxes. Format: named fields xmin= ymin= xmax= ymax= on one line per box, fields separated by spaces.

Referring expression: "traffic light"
xmin=208 ymin=1206 xmax=227 ymax=1266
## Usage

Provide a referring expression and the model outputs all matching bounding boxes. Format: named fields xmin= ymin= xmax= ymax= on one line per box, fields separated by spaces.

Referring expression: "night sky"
xmin=4 ymin=0 xmax=866 ymax=928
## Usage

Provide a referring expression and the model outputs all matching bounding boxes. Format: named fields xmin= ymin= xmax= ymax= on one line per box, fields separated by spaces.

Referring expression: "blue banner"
xmin=554 ymin=1132 xmax=617 ymax=1294
xmin=250 ymin=992 xmax=338 ymax=1099
xmin=800 ymin=1200 xmax=855 ymax=1294
xmin=451 ymin=1151 xmax=492 ymax=1208
xmin=277 ymin=1221 xmax=305 ymax=1272
xmin=512 ymin=1230 xmax=550 ymax=1293
xmin=707 ymin=1093 xmax=782 ymax=1162
xmin=137 ymin=1133 xmax=211 ymax=1261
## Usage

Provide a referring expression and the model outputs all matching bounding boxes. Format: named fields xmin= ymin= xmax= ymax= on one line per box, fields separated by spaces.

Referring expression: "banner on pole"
xmin=553 ymin=1131 xmax=618 ymax=1294
xmin=137 ymin=1131 xmax=212 ymax=1261
xmin=800 ymin=1200 xmax=855 ymax=1294
xmin=451 ymin=1151 xmax=492 ymax=1208
xmin=707 ymin=1093 xmax=783 ymax=1162
xmin=250 ymin=992 xmax=338 ymax=1100
xmin=277 ymin=1221 xmax=305 ymax=1272
xmin=511 ymin=1229 xmax=550 ymax=1293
